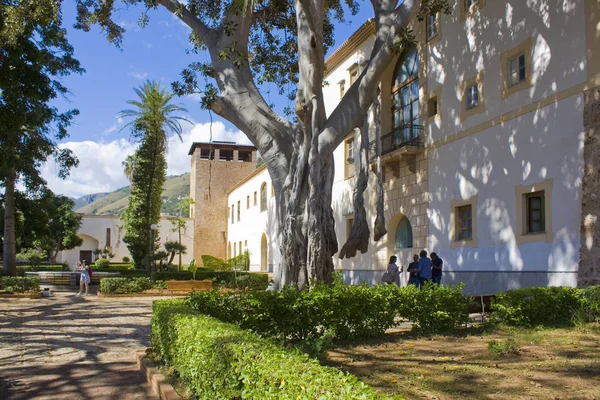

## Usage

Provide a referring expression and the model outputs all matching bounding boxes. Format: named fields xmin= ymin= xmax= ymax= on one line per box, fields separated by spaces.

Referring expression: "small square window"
xmin=508 ymin=53 xmax=526 ymax=88
xmin=456 ymin=205 xmax=472 ymax=241
xmin=427 ymin=97 xmax=438 ymax=118
xmin=466 ymin=83 xmax=479 ymax=110
xmin=526 ymin=192 xmax=545 ymax=233
xmin=427 ymin=14 xmax=438 ymax=41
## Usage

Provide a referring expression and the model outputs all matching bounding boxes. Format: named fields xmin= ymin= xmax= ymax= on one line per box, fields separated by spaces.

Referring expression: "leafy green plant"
xmin=490 ymin=286 xmax=584 ymax=327
xmin=16 ymin=265 xmax=66 ymax=276
xmin=16 ymin=248 xmax=47 ymax=267
xmin=122 ymin=256 xmax=130 ymax=263
xmin=151 ymin=299 xmax=383 ymax=399
xmin=94 ymin=258 xmax=110 ymax=269
xmin=581 ymin=286 xmax=600 ymax=322
xmin=0 ymin=277 xmax=40 ymax=293
xmin=487 ymin=337 xmax=520 ymax=357
xmin=99 ymin=277 xmax=166 ymax=294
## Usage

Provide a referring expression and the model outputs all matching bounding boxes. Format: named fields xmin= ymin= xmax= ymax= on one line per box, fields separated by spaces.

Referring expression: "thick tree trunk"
xmin=3 ymin=167 xmax=17 ymax=276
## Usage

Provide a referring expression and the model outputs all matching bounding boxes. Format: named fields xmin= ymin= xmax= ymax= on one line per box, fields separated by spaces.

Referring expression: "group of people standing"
xmin=385 ymin=250 xmax=443 ymax=288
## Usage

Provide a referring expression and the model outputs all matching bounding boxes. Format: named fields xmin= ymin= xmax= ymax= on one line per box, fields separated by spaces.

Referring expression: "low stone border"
xmin=0 ymin=291 xmax=41 ymax=299
xmin=136 ymin=350 xmax=181 ymax=400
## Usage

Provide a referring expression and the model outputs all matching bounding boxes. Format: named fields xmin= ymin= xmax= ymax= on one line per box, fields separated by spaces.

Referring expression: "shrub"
xmin=226 ymin=273 xmax=270 ymax=290
xmin=490 ymin=286 xmax=583 ymax=327
xmin=188 ymin=278 xmax=468 ymax=340
xmin=394 ymin=282 xmax=470 ymax=333
xmin=581 ymin=286 xmax=600 ymax=322
xmin=16 ymin=248 xmax=47 ymax=267
xmin=16 ymin=265 xmax=66 ymax=276
xmin=151 ymin=299 xmax=383 ymax=399
xmin=99 ymin=277 xmax=166 ymax=294
xmin=122 ymin=256 xmax=130 ymax=263
xmin=487 ymin=337 xmax=520 ymax=357
xmin=0 ymin=276 xmax=40 ymax=293
xmin=94 ymin=258 xmax=110 ymax=269
xmin=154 ymin=271 xmax=193 ymax=281
xmin=200 ymin=255 xmax=229 ymax=270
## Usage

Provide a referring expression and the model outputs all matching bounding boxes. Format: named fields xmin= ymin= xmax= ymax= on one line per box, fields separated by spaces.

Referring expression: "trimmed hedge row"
xmin=491 ymin=285 xmax=600 ymax=327
xmin=0 ymin=276 xmax=40 ymax=293
xmin=17 ymin=265 xmax=66 ymax=275
xmin=154 ymin=271 xmax=269 ymax=290
xmin=152 ymin=299 xmax=383 ymax=399
xmin=188 ymin=280 xmax=469 ymax=339
xmin=99 ymin=277 xmax=166 ymax=294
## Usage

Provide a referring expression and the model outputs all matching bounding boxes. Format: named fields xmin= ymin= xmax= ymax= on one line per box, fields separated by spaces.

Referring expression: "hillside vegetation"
xmin=76 ymin=173 xmax=190 ymax=216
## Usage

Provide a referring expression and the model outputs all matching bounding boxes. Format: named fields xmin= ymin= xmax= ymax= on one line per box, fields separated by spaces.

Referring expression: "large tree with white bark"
xmin=76 ymin=0 xmax=448 ymax=289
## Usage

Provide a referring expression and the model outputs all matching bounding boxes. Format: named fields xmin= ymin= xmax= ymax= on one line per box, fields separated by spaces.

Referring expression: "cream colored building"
xmin=219 ymin=0 xmax=600 ymax=294
xmin=57 ymin=214 xmax=194 ymax=267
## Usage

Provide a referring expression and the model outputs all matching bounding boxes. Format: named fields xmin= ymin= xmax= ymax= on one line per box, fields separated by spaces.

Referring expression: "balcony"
xmin=369 ymin=124 xmax=425 ymax=176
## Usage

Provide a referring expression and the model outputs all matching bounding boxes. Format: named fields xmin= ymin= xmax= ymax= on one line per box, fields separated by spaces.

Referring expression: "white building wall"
xmin=57 ymin=215 xmax=195 ymax=268
xmin=226 ymin=167 xmax=279 ymax=272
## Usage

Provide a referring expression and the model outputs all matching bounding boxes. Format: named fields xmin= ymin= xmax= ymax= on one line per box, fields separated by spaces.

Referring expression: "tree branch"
xmin=318 ymin=0 xmax=420 ymax=155
xmin=159 ymin=0 xmax=217 ymax=47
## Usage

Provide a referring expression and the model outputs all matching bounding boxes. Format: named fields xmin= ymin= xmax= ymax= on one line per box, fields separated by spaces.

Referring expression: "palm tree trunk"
xmin=3 ymin=167 xmax=17 ymax=276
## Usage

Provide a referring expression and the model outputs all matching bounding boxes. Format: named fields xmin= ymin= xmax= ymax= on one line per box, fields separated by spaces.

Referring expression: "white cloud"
xmin=128 ymin=71 xmax=149 ymax=80
xmin=41 ymin=121 xmax=251 ymax=198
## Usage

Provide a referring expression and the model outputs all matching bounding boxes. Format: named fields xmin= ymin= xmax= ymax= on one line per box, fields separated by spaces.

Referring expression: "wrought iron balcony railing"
xmin=368 ymin=124 xmax=425 ymax=159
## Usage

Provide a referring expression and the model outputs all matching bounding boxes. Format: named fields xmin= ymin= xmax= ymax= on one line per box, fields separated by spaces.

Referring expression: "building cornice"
xmin=188 ymin=141 xmax=257 ymax=156
xmin=324 ymin=19 xmax=376 ymax=78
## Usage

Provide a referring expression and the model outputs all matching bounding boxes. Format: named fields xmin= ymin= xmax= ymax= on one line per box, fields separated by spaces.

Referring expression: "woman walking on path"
xmin=76 ymin=261 xmax=91 ymax=296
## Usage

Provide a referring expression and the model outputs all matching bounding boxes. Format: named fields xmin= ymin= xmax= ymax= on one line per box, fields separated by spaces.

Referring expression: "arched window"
xmin=260 ymin=182 xmax=267 ymax=211
xmin=392 ymin=47 xmax=420 ymax=144
xmin=395 ymin=216 xmax=413 ymax=249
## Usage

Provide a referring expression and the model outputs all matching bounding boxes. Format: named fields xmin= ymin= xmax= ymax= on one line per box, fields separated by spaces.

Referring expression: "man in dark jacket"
xmin=431 ymin=252 xmax=443 ymax=285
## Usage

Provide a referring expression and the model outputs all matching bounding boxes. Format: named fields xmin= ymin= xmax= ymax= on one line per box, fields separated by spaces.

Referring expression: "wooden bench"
xmin=167 ymin=280 xmax=212 ymax=294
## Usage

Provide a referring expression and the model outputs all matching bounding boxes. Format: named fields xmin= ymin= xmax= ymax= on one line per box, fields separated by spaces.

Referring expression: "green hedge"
xmin=152 ymin=299 xmax=383 ymax=399
xmin=188 ymin=279 xmax=469 ymax=340
xmin=153 ymin=271 xmax=269 ymax=290
xmin=490 ymin=286 xmax=584 ymax=327
xmin=0 ymin=276 xmax=40 ymax=293
xmin=17 ymin=265 xmax=66 ymax=276
xmin=95 ymin=269 xmax=150 ymax=276
xmin=582 ymin=286 xmax=600 ymax=322
xmin=99 ymin=277 xmax=167 ymax=294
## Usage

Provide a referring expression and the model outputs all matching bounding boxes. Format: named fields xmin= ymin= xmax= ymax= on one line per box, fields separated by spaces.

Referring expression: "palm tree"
xmin=118 ymin=81 xmax=191 ymax=270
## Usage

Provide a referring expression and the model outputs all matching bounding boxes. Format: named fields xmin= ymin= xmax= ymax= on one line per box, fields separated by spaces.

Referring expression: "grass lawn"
xmin=325 ymin=323 xmax=600 ymax=400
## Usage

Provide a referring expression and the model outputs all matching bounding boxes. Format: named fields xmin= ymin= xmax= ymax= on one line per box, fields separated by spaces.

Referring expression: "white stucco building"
xmin=219 ymin=0 xmax=600 ymax=294
xmin=57 ymin=214 xmax=194 ymax=268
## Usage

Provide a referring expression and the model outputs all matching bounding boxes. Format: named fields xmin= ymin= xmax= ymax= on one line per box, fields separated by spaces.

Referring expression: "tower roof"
xmin=188 ymin=141 xmax=257 ymax=155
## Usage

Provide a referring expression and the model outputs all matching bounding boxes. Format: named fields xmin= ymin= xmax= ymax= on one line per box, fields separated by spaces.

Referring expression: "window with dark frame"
xmin=526 ymin=192 xmax=545 ymax=233
xmin=247 ymin=195 xmax=250 ymax=209
xmin=106 ymin=228 xmax=111 ymax=247
xmin=466 ymin=83 xmax=479 ymax=110
xmin=237 ymin=200 xmax=240 ymax=221
xmin=346 ymin=216 xmax=354 ymax=240
xmin=254 ymin=191 xmax=257 ymax=206
xmin=345 ymin=138 xmax=355 ymax=178
xmin=508 ymin=53 xmax=526 ymax=88
xmin=427 ymin=13 xmax=438 ymax=41
xmin=392 ymin=47 xmax=420 ymax=144
xmin=456 ymin=205 xmax=472 ymax=241
xmin=260 ymin=183 xmax=267 ymax=211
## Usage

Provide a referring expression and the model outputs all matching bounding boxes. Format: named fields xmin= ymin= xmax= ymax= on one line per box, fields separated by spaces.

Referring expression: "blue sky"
xmin=41 ymin=2 xmax=372 ymax=198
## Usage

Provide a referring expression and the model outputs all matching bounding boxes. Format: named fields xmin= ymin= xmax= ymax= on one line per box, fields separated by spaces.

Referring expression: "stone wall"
xmin=190 ymin=149 xmax=257 ymax=264
xmin=580 ymin=86 xmax=600 ymax=286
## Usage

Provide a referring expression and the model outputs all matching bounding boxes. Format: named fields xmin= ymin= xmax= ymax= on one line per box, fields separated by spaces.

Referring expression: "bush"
xmin=0 ymin=276 xmax=40 ymax=293
xmin=487 ymin=337 xmax=520 ymax=357
xmin=200 ymin=255 xmax=229 ymax=270
xmin=16 ymin=248 xmax=47 ymax=267
xmin=581 ymin=286 xmax=600 ymax=322
xmin=94 ymin=258 xmax=110 ymax=269
xmin=153 ymin=271 xmax=193 ymax=281
xmin=153 ymin=271 xmax=269 ymax=290
xmin=151 ymin=299 xmax=383 ymax=399
xmin=226 ymin=273 xmax=270 ymax=290
xmin=393 ymin=282 xmax=470 ymax=333
xmin=122 ymin=256 xmax=130 ymax=263
xmin=16 ymin=265 xmax=66 ymax=276
xmin=99 ymin=277 xmax=166 ymax=294
xmin=188 ymin=277 xmax=468 ymax=340
xmin=490 ymin=286 xmax=583 ymax=327
xmin=94 ymin=269 xmax=149 ymax=276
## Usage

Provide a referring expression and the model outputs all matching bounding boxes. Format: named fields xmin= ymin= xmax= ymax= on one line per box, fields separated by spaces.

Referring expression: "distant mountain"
xmin=73 ymin=192 xmax=109 ymax=210
xmin=75 ymin=173 xmax=190 ymax=216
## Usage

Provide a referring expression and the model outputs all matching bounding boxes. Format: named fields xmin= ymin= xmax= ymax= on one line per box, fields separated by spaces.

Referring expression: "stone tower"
xmin=188 ymin=141 xmax=258 ymax=263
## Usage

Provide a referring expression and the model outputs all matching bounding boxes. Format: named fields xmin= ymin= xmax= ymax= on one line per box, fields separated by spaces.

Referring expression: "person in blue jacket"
xmin=417 ymin=250 xmax=432 ymax=288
